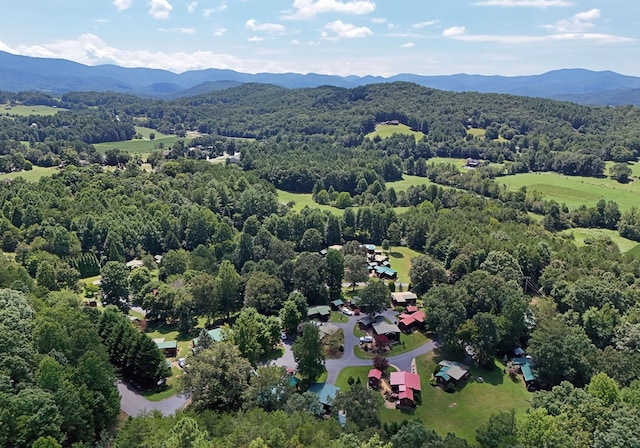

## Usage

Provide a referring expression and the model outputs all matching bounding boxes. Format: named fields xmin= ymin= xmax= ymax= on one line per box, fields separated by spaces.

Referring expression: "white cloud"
xmin=113 ymin=0 xmax=134 ymax=11
xmin=246 ymin=19 xmax=286 ymax=34
xmin=248 ymin=36 xmax=264 ymax=42
xmin=284 ymin=0 xmax=376 ymax=20
xmin=158 ymin=27 xmax=196 ymax=34
xmin=442 ymin=26 xmax=466 ymax=37
xmin=187 ymin=1 xmax=197 ymax=13
xmin=1 ymin=33 xmax=243 ymax=73
xmin=149 ymin=0 xmax=173 ymax=19
xmin=474 ymin=0 xmax=571 ymax=6
xmin=203 ymin=4 xmax=228 ymax=17
xmin=213 ymin=28 xmax=227 ymax=36
xmin=371 ymin=17 xmax=386 ymax=24
xmin=401 ymin=42 xmax=415 ymax=48
xmin=412 ymin=20 xmax=438 ymax=29
xmin=323 ymin=20 xmax=373 ymax=38
xmin=543 ymin=8 xmax=599 ymax=33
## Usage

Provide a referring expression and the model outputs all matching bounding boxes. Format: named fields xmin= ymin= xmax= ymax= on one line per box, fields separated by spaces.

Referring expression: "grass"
xmin=386 ymin=174 xmax=440 ymax=192
xmin=355 ymin=331 xmax=430 ymax=359
xmin=142 ymin=365 xmax=183 ymax=401
xmin=388 ymin=246 xmax=423 ymax=284
xmin=377 ymin=352 xmax=532 ymax=442
xmin=0 ymin=166 xmax=57 ymax=182
xmin=134 ymin=126 xmax=174 ymax=140
xmin=330 ymin=311 xmax=349 ymax=324
xmin=277 ymin=189 xmax=348 ymax=216
xmin=365 ymin=123 xmax=425 ymax=143
xmin=560 ymin=227 xmax=639 ymax=253
xmin=93 ymin=135 xmax=188 ymax=154
xmin=499 ymin=171 xmax=640 ymax=212
xmin=1 ymin=104 xmax=66 ymax=116
xmin=335 ymin=366 xmax=373 ymax=390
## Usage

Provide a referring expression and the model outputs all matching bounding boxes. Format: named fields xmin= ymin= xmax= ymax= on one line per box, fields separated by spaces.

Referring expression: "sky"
xmin=0 ymin=0 xmax=638 ymax=77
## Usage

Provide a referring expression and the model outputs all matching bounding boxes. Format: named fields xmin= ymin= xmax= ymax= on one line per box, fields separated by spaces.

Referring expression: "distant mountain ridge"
xmin=2 ymin=50 xmax=640 ymax=105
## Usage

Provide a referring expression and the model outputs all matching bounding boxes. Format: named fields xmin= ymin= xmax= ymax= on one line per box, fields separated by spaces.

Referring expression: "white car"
xmin=360 ymin=335 xmax=373 ymax=343
xmin=341 ymin=307 xmax=354 ymax=316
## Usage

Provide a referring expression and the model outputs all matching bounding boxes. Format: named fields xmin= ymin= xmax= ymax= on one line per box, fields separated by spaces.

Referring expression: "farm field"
xmin=499 ymin=171 xmax=640 ymax=211
xmin=378 ymin=353 xmax=532 ymax=443
xmin=94 ymin=135 xmax=186 ymax=154
xmin=560 ymin=227 xmax=639 ymax=253
xmin=277 ymin=190 xmax=348 ymax=216
xmin=386 ymin=174 xmax=439 ymax=191
xmin=365 ymin=123 xmax=425 ymax=142
xmin=0 ymin=166 xmax=57 ymax=182
xmin=1 ymin=104 xmax=66 ymax=116
xmin=388 ymin=246 xmax=422 ymax=284
xmin=134 ymin=126 xmax=175 ymax=140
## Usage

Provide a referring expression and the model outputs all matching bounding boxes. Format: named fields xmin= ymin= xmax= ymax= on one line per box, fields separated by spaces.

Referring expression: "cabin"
xmin=308 ymin=382 xmax=340 ymax=413
xmin=154 ymin=338 xmax=178 ymax=357
xmin=389 ymin=371 xmax=422 ymax=409
xmin=435 ymin=360 xmax=470 ymax=387
xmin=391 ymin=291 xmax=418 ymax=307
xmin=398 ymin=310 xmax=426 ymax=332
xmin=465 ymin=158 xmax=481 ymax=168
xmin=330 ymin=299 xmax=345 ymax=310
xmin=368 ymin=368 xmax=383 ymax=389
xmin=307 ymin=305 xmax=331 ymax=321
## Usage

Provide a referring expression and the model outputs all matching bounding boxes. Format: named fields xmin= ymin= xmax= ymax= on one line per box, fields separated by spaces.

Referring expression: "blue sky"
xmin=0 ymin=0 xmax=637 ymax=76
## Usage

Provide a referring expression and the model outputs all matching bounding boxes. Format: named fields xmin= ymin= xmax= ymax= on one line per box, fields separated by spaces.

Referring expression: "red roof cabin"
xmin=368 ymin=368 xmax=383 ymax=389
xmin=389 ymin=371 xmax=421 ymax=409
xmin=398 ymin=310 xmax=426 ymax=333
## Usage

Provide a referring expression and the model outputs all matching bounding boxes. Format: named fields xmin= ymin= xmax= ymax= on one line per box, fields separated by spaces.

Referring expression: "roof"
xmin=389 ymin=371 xmax=421 ymax=391
xmin=307 ymin=305 xmax=331 ymax=317
xmin=308 ymin=382 xmax=340 ymax=406
xmin=192 ymin=328 xmax=224 ymax=345
xmin=368 ymin=368 xmax=383 ymax=380
xmin=126 ymin=259 xmax=145 ymax=269
xmin=514 ymin=347 xmax=525 ymax=356
xmin=331 ymin=299 xmax=344 ymax=307
xmin=364 ymin=244 xmax=376 ymax=251
xmin=374 ymin=266 xmax=397 ymax=276
xmin=318 ymin=322 xmax=340 ymax=337
xmin=398 ymin=388 xmax=414 ymax=401
xmin=372 ymin=320 xmax=401 ymax=336
xmin=358 ymin=315 xmax=374 ymax=326
xmin=406 ymin=305 xmax=419 ymax=313
xmin=437 ymin=361 xmax=469 ymax=381
xmin=391 ymin=292 xmax=418 ymax=303
xmin=155 ymin=340 xmax=178 ymax=350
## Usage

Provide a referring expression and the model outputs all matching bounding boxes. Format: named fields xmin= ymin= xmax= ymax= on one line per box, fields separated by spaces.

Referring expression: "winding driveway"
xmin=275 ymin=309 xmax=437 ymax=384
xmin=118 ymin=381 xmax=189 ymax=417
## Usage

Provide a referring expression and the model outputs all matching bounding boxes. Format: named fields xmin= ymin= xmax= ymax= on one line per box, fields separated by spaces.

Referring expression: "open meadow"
xmin=560 ymin=227 xmax=639 ymax=253
xmin=365 ymin=123 xmax=425 ymax=142
xmin=2 ymin=104 xmax=66 ymax=116
xmin=0 ymin=166 xmax=57 ymax=182
xmin=93 ymin=135 xmax=185 ymax=154
xmin=499 ymin=171 xmax=640 ymax=211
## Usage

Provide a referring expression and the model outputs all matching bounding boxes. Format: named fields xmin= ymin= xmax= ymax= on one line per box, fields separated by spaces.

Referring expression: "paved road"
xmin=274 ymin=309 xmax=437 ymax=384
xmin=118 ymin=381 xmax=189 ymax=417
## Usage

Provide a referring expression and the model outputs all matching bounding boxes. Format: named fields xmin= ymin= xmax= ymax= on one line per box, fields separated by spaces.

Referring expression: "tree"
xmin=344 ymin=254 xmax=368 ymax=290
xmin=587 ymin=372 xmax=620 ymax=406
xmin=476 ymin=410 xmax=518 ymax=448
xmin=292 ymin=252 xmax=326 ymax=305
xmin=359 ymin=279 xmax=389 ymax=318
xmin=243 ymin=271 xmax=285 ymax=315
xmin=331 ymin=383 xmax=382 ymax=431
xmin=293 ymin=322 xmax=325 ymax=382
xmin=233 ymin=307 xmax=264 ymax=365
xmin=325 ymin=248 xmax=344 ymax=301
xmin=279 ymin=298 xmax=302 ymax=334
xmin=100 ymin=261 xmax=130 ymax=312
xmin=216 ymin=260 xmax=240 ymax=321
xmin=128 ymin=266 xmax=151 ymax=299
xmin=160 ymin=249 xmax=189 ymax=279
xmin=243 ymin=365 xmax=294 ymax=412
xmin=182 ymin=341 xmax=252 ymax=413
xmin=285 ymin=391 xmax=323 ymax=416
xmin=409 ymin=255 xmax=446 ymax=296
xmin=516 ymin=408 xmax=571 ymax=448
xmin=609 ymin=162 xmax=632 ymax=183
xmin=391 ymin=419 xmax=446 ymax=448
xmin=456 ymin=313 xmax=500 ymax=368
xmin=324 ymin=214 xmax=342 ymax=246
xmin=373 ymin=355 xmax=389 ymax=373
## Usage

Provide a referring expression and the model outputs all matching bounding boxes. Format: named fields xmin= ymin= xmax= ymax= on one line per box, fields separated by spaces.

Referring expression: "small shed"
xmin=368 ymin=368 xmax=383 ymax=389
xmin=330 ymin=299 xmax=344 ymax=310
xmin=154 ymin=338 xmax=178 ymax=357
xmin=125 ymin=259 xmax=145 ymax=269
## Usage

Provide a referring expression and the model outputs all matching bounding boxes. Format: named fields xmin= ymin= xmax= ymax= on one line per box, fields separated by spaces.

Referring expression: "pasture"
xmin=499 ymin=171 xmax=640 ymax=211
xmin=365 ymin=123 xmax=425 ymax=142
xmin=2 ymin=104 xmax=66 ymax=116
xmin=93 ymin=135 xmax=185 ymax=154
xmin=560 ymin=227 xmax=639 ymax=253
xmin=0 ymin=166 xmax=58 ymax=182
xmin=134 ymin=126 xmax=175 ymax=140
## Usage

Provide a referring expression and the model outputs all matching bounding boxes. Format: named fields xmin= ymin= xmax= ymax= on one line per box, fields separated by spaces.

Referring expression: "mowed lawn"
xmin=0 ymin=166 xmax=58 ymax=182
xmin=560 ymin=227 xmax=639 ymax=253
xmin=378 ymin=353 xmax=532 ymax=443
xmin=277 ymin=189 xmax=348 ymax=216
xmin=499 ymin=171 xmax=640 ymax=211
xmin=2 ymin=104 xmax=66 ymax=116
xmin=388 ymin=246 xmax=422 ymax=284
xmin=365 ymin=123 xmax=425 ymax=142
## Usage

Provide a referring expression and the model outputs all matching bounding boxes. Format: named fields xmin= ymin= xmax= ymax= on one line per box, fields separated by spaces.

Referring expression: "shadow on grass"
xmin=259 ymin=347 xmax=285 ymax=363
xmin=389 ymin=251 xmax=405 ymax=259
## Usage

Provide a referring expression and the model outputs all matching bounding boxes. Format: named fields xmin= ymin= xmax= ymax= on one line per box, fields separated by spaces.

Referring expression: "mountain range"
xmin=2 ymin=50 xmax=640 ymax=105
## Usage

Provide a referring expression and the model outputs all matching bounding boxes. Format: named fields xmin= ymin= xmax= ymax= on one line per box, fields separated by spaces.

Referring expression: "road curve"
xmin=118 ymin=381 xmax=189 ymax=417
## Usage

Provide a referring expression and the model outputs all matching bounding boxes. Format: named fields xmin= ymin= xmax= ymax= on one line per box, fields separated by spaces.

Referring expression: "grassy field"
xmin=0 ymin=166 xmax=58 ymax=182
xmin=277 ymin=189 xmax=348 ymax=216
xmin=388 ymin=246 xmax=423 ymax=284
xmin=387 ymin=174 xmax=440 ymax=192
xmin=365 ymin=123 xmax=425 ymax=142
xmin=93 ymin=135 xmax=185 ymax=154
xmin=499 ymin=171 xmax=640 ymax=211
xmin=1 ymin=104 xmax=66 ymax=116
xmin=335 ymin=365 xmax=397 ymax=391
xmin=134 ymin=126 xmax=174 ymax=140
xmin=378 ymin=352 xmax=532 ymax=442
xmin=560 ymin=227 xmax=639 ymax=253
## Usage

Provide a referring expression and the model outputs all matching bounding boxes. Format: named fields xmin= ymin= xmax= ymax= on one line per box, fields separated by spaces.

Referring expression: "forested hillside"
xmin=1 ymin=84 xmax=640 ymax=446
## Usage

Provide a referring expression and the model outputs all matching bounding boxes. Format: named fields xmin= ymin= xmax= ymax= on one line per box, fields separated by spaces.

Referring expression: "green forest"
xmin=1 ymin=82 xmax=640 ymax=447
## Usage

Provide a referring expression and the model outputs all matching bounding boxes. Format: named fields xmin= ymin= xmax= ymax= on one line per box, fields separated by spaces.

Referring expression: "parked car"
xmin=178 ymin=358 xmax=186 ymax=368
xmin=360 ymin=335 xmax=373 ymax=343
xmin=341 ymin=307 xmax=354 ymax=316
xmin=281 ymin=331 xmax=288 ymax=340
